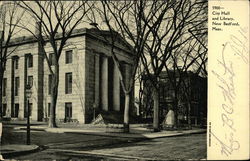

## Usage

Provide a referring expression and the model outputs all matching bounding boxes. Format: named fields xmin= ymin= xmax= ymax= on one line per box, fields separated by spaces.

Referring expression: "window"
xmin=3 ymin=78 xmax=7 ymax=96
xmin=15 ymin=77 xmax=20 ymax=96
xmin=65 ymin=102 xmax=72 ymax=120
xmin=65 ymin=50 xmax=73 ymax=64
xmin=49 ymin=53 xmax=56 ymax=66
xmin=48 ymin=103 xmax=51 ymax=116
xmin=29 ymin=103 xmax=32 ymax=116
xmin=2 ymin=104 xmax=7 ymax=116
xmin=13 ymin=57 xmax=19 ymax=69
xmin=48 ymin=75 xmax=52 ymax=94
xmin=27 ymin=55 xmax=33 ymax=68
xmin=24 ymin=103 xmax=32 ymax=118
xmin=65 ymin=73 xmax=72 ymax=94
xmin=28 ymin=76 xmax=33 ymax=87
xmin=12 ymin=104 xmax=19 ymax=118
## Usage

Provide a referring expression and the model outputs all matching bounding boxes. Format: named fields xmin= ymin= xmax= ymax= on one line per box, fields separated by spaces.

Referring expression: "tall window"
xmin=27 ymin=54 xmax=33 ymax=68
xmin=65 ymin=73 xmax=72 ymax=94
xmin=65 ymin=102 xmax=72 ymax=120
xmin=2 ymin=104 xmax=7 ymax=116
xmin=12 ymin=104 xmax=19 ymax=118
xmin=28 ymin=76 xmax=33 ymax=86
xmin=24 ymin=103 xmax=32 ymax=118
xmin=48 ymin=75 xmax=52 ymax=94
xmin=14 ymin=57 xmax=19 ymax=69
xmin=3 ymin=78 xmax=7 ymax=96
xmin=29 ymin=103 xmax=32 ymax=116
xmin=49 ymin=53 xmax=56 ymax=66
xmin=48 ymin=103 xmax=51 ymax=116
xmin=15 ymin=77 xmax=20 ymax=96
xmin=65 ymin=50 xmax=73 ymax=64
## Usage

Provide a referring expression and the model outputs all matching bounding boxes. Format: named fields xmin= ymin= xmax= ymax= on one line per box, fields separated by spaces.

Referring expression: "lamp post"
xmin=26 ymin=83 xmax=32 ymax=145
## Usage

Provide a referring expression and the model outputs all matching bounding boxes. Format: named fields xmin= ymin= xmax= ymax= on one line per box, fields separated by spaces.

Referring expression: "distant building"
xmin=141 ymin=71 xmax=207 ymax=126
xmin=1 ymin=28 xmax=134 ymax=123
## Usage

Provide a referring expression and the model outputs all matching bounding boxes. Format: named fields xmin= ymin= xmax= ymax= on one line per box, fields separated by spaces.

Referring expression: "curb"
xmin=55 ymin=129 xmax=206 ymax=140
xmin=1 ymin=145 xmax=40 ymax=159
xmin=17 ymin=127 xmax=206 ymax=139
xmin=18 ymin=127 xmax=206 ymax=139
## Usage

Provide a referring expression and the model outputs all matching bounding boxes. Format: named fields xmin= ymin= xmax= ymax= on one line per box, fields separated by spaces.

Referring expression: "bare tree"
xmin=160 ymin=0 xmax=207 ymax=128
xmin=140 ymin=0 xmax=207 ymax=131
xmin=18 ymin=1 xmax=93 ymax=127
xmin=0 ymin=1 xmax=25 ymax=118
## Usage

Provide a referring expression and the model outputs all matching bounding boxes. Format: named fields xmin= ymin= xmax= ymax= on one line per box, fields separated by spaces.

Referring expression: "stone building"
xmin=1 ymin=28 xmax=134 ymax=123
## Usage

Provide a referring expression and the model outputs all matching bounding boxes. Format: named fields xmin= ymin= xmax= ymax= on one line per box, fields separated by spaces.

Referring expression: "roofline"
xmin=3 ymin=28 xmax=134 ymax=56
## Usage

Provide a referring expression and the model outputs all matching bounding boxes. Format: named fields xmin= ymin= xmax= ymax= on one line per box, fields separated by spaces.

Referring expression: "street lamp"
xmin=26 ymin=83 xmax=32 ymax=145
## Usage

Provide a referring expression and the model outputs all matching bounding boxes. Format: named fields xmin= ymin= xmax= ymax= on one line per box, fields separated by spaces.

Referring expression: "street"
xmin=2 ymin=125 xmax=206 ymax=160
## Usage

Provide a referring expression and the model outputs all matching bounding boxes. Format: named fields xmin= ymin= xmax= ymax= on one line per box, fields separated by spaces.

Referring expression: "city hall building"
xmin=1 ymin=28 xmax=134 ymax=123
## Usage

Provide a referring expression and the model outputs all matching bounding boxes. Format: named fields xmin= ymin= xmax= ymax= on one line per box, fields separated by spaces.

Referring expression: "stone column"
xmin=113 ymin=64 xmax=120 ymax=111
xmin=94 ymin=54 xmax=100 ymax=108
xmin=31 ymin=53 xmax=41 ymax=121
xmin=6 ymin=58 xmax=12 ymax=117
xmin=10 ymin=57 xmax=15 ymax=118
xmin=101 ymin=56 xmax=108 ymax=111
xmin=18 ymin=56 xmax=26 ymax=119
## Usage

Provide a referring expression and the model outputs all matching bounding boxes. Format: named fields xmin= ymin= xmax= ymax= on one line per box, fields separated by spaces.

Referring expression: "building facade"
xmin=1 ymin=28 xmax=134 ymax=123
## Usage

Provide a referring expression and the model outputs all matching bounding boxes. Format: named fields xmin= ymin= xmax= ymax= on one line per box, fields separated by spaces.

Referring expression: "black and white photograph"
xmin=1 ymin=0 xmax=241 ymax=160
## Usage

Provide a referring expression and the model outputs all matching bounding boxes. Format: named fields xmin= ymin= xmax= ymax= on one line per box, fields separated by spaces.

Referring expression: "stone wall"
xmin=43 ymin=36 xmax=86 ymax=123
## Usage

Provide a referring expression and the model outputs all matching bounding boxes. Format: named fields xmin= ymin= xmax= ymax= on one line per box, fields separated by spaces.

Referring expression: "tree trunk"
xmin=173 ymin=99 xmax=178 ymax=128
xmin=48 ymin=65 xmax=59 ymax=128
xmin=187 ymin=101 xmax=192 ymax=129
xmin=153 ymin=87 xmax=160 ymax=132
xmin=123 ymin=92 xmax=130 ymax=133
xmin=0 ymin=72 xmax=3 ymax=118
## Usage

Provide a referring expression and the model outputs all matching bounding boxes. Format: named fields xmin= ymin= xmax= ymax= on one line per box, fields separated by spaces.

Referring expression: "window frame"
xmin=49 ymin=53 xmax=56 ymax=66
xmin=3 ymin=78 xmax=7 ymax=96
xmin=65 ymin=50 xmax=73 ymax=64
xmin=48 ymin=103 xmax=51 ymax=117
xmin=27 ymin=54 xmax=33 ymax=68
xmin=15 ymin=57 xmax=19 ymax=69
xmin=15 ymin=77 xmax=20 ymax=96
xmin=27 ymin=75 xmax=33 ymax=87
xmin=14 ymin=103 xmax=19 ymax=118
xmin=48 ymin=74 xmax=52 ymax=95
xmin=65 ymin=102 xmax=72 ymax=119
xmin=2 ymin=104 xmax=7 ymax=116
xmin=65 ymin=72 xmax=72 ymax=94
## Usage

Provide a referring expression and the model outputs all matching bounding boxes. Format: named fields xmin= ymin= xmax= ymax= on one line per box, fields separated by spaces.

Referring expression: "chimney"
xmin=36 ymin=21 xmax=44 ymax=57
xmin=89 ymin=22 xmax=98 ymax=29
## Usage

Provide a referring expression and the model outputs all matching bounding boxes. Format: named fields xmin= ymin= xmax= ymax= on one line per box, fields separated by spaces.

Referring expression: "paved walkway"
xmin=0 ymin=144 xmax=39 ymax=159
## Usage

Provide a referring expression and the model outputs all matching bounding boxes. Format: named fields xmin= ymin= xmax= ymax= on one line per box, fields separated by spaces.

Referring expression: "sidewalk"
xmin=0 ymin=144 xmax=39 ymax=159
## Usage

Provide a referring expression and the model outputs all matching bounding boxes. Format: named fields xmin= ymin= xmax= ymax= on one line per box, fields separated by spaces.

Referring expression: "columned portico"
xmin=99 ymin=55 xmax=123 ymax=112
